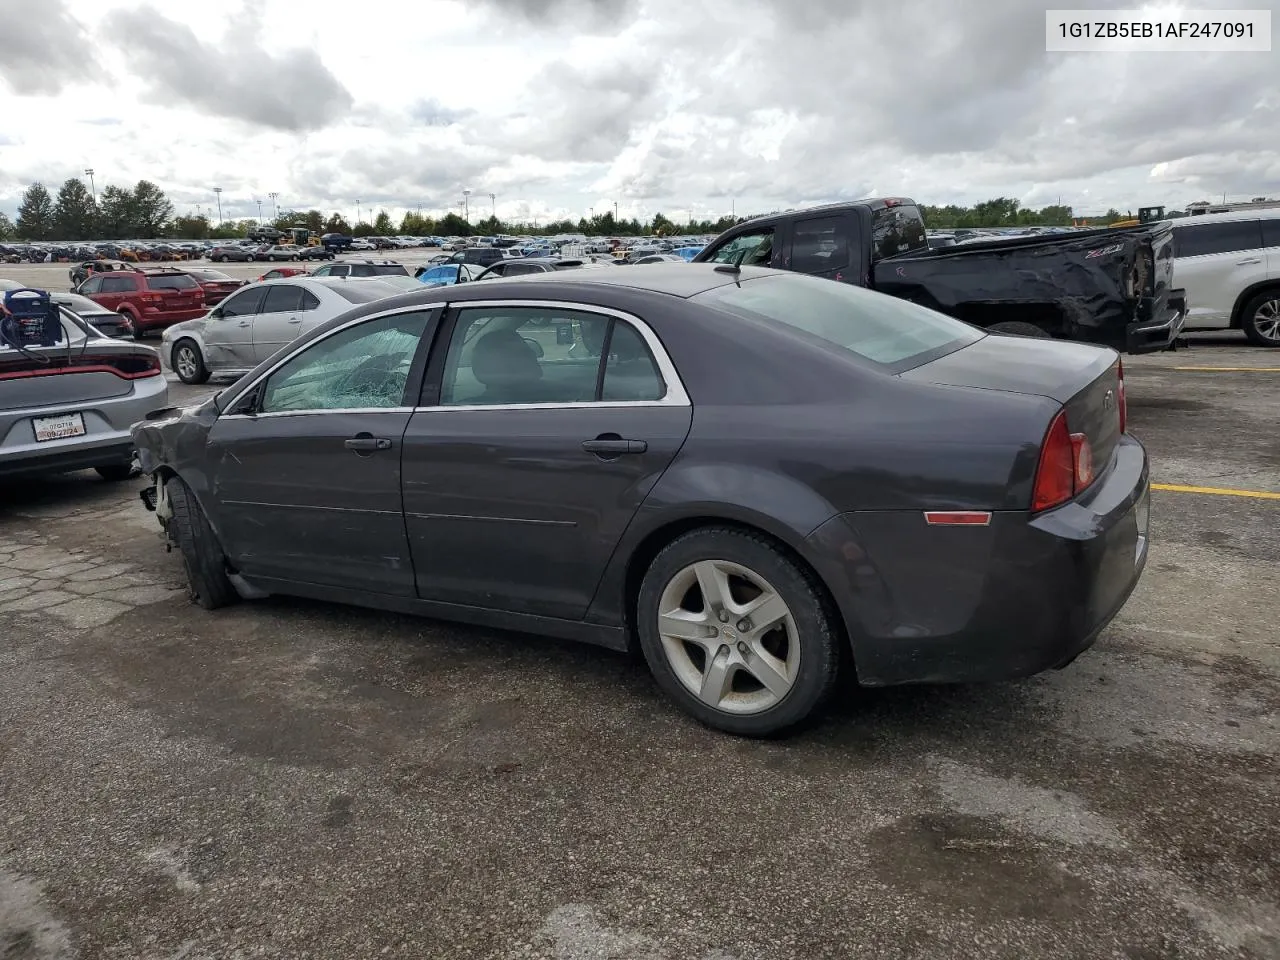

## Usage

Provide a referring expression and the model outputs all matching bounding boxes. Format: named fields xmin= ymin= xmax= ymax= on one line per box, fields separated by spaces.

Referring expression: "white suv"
xmin=1171 ymin=209 xmax=1280 ymax=346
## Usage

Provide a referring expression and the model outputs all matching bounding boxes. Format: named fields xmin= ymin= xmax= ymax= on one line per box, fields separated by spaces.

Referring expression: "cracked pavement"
xmin=1 ymin=349 xmax=1278 ymax=960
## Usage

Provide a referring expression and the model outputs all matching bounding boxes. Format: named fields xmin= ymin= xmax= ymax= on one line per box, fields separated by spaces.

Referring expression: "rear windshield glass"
xmin=692 ymin=273 xmax=981 ymax=368
xmin=330 ymin=282 xmax=400 ymax=304
xmin=146 ymin=274 xmax=199 ymax=290
xmin=369 ymin=264 xmax=409 ymax=276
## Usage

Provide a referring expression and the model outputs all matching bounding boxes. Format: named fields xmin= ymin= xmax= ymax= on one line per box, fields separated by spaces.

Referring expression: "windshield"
xmin=57 ymin=293 xmax=111 ymax=314
xmin=692 ymin=273 xmax=981 ymax=368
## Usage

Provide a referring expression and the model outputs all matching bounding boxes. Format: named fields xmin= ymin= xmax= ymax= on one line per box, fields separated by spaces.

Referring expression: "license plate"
xmin=33 ymin=412 xmax=86 ymax=442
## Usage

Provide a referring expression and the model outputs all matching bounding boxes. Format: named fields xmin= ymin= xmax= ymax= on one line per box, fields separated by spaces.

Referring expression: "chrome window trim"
xmin=213 ymin=297 xmax=691 ymax=420
xmin=215 ymin=302 xmax=448 ymax=413
xmin=425 ymin=298 xmax=690 ymax=410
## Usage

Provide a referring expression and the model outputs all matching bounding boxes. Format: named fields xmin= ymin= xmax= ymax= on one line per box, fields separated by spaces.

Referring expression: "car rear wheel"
xmin=96 ymin=462 xmax=136 ymax=481
xmin=217 ymin=255 xmax=228 ymax=263
xmin=1241 ymin=291 xmax=1280 ymax=347
xmin=636 ymin=527 xmax=841 ymax=737
xmin=166 ymin=476 xmax=236 ymax=610
xmin=172 ymin=339 xmax=210 ymax=384
xmin=988 ymin=320 xmax=1049 ymax=338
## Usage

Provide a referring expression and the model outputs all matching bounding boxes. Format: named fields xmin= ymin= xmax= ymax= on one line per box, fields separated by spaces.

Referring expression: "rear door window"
xmin=100 ymin=276 xmax=137 ymax=292
xmin=788 ymin=216 xmax=852 ymax=274
xmin=1262 ymin=218 xmax=1280 ymax=249
xmin=1174 ymin=220 xmax=1264 ymax=257
xmin=262 ymin=285 xmax=304 ymax=313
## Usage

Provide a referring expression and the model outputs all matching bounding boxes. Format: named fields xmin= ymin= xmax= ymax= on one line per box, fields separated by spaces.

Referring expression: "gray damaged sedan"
xmin=133 ymin=264 xmax=1150 ymax=736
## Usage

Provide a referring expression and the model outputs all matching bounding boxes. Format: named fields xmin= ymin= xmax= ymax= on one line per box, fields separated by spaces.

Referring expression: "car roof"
xmin=454 ymin=262 xmax=772 ymax=300
xmin=1170 ymin=208 xmax=1280 ymax=226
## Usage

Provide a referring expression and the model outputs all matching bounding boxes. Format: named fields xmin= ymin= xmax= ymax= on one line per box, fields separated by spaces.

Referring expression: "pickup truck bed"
xmin=873 ymin=223 xmax=1186 ymax=354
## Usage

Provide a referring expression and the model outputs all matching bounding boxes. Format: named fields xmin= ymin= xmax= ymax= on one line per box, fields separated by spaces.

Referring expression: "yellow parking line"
xmin=1151 ymin=483 xmax=1280 ymax=500
xmin=1171 ymin=366 xmax=1280 ymax=372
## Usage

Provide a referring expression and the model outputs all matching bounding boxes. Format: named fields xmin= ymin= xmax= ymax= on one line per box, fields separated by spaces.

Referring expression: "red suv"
xmin=76 ymin=268 xmax=207 ymax=335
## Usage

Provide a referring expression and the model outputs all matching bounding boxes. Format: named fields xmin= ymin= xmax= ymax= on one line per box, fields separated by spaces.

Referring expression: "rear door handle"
xmin=1236 ymin=258 xmax=1262 ymax=265
xmin=288 ymin=316 xmax=302 ymax=324
xmin=345 ymin=436 xmax=392 ymax=452
xmin=237 ymin=321 xmax=250 ymax=327
xmin=581 ymin=438 xmax=647 ymax=455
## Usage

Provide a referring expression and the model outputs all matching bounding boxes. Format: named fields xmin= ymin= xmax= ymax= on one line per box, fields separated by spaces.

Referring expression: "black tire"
xmin=635 ymin=526 xmax=841 ymax=737
xmin=172 ymin=338 xmax=210 ymax=385
xmin=1240 ymin=289 xmax=1280 ymax=347
xmin=95 ymin=462 xmax=136 ymax=481
xmin=217 ymin=255 xmax=228 ymax=263
xmin=166 ymin=476 xmax=237 ymax=610
xmin=988 ymin=320 xmax=1050 ymax=338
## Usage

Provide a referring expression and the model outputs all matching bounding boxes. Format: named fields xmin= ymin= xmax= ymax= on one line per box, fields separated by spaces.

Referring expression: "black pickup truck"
xmin=692 ymin=198 xmax=1186 ymax=354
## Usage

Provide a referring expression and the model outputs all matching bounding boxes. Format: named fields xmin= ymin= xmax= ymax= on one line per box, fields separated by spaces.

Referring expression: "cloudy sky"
xmin=1 ymin=0 xmax=1277 ymax=226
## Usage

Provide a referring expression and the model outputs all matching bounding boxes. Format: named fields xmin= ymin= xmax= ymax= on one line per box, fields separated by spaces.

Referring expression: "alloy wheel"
xmin=656 ymin=559 xmax=800 ymax=715
xmin=175 ymin=344 xmax=199 ymax=381
xmin=1254 ymin=298 xmax=1280 ymax=343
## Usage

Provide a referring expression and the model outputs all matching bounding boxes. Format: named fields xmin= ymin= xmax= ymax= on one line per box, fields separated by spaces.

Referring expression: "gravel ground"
xmin=0 ymin=276 xmax=1276 ymax=959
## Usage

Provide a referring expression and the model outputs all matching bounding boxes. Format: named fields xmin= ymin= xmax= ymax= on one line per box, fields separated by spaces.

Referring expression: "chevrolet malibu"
xmin=133 ymin=264 xmax=1149 ymax=736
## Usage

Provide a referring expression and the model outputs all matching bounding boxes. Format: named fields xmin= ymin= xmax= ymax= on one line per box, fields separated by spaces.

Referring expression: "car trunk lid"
xmin=901 ymin=333 xmax=1123 ymax=473
xmin=0 ymin=344 xmax=160 ymax=409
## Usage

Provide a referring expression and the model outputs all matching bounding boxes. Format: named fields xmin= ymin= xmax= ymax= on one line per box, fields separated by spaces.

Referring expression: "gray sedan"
xmin=133 ymin=264 xmax=1149 ymax=736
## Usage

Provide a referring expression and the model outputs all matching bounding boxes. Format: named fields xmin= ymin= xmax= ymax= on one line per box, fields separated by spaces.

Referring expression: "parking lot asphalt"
xmin=1 ymin=277 xmax=1278 ymax=958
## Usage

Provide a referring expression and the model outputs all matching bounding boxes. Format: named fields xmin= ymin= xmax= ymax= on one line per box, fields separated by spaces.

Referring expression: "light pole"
xmin=268 ymin=192 xmax=279 ymax=221
xmin=462 ymin=189 xmax=471 ymax=222
xmin=213 ymin=187 xmax=223 ymax=224
xmin=255 ymin=199 xmax=263 ymax=224
xmin=84 ymin=168 xmax=96 ymax=202
xmin=589 ymin=207 xmax=594 ymax=220
xmin=356 ymin=201 xmax=362 ymax=225
xmin=613 ymin=201 xmax=618 ymax=221
xmin=489 ymin=193 xmax=495 ymax=220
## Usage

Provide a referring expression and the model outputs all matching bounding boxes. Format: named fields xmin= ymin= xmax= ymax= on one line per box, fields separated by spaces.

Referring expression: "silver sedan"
xmin=1 ymin=287 xmax=168 ymax=481
xmin=160 ymin=276 xmax=410 ymax=384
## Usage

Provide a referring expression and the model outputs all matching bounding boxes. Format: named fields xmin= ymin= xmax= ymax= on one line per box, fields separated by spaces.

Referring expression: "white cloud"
xmin=0 ymin=0 xmax=1277 ymax=225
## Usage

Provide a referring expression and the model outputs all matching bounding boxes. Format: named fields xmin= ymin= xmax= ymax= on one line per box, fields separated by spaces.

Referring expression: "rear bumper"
xmin=805 ymin=434 xmax=1150 ymax=686
xmin=1125 ymin=292 xmax=1186 ymax=353
xmin=0 ymin=374 xmax=169 ymax=478
xmin=134 ymin=307 xmax=207 ymax=331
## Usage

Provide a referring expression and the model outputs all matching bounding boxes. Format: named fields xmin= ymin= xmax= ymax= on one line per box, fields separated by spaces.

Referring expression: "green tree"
xmin=323 ymin=213 xmax=351 ymax=234
xmin=438 ymin=212 xmax=469 ymax=236
xmin=649 ymin=211 xmax=674 ymax=236
xmin=97 ymin=185 xmax=135 ymax=238
xmin=172 ymin=214 xmax=211 ymax=239
xmin=351 ymin=220 xmax=374 ymax=237
xmin=400 ymin=211 xmax=432 ymax=234
xmin=16 ymin=183 xmax=56 ymax=240
xmin=52 ymin=177 xmax=97 ymax=241
xmin=131 ymin=180 xmax=173 ymax=237
xmin=0 ymin=212 xmax=14 ymax=240
xmin=372 ymin=210 xmax=394 ymax=234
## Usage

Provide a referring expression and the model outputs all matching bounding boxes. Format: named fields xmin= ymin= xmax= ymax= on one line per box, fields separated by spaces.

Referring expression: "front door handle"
xmin=582 ymin=437 xmax=647 ymax=456
xmin=1236 ymin=258 xmax=1262 ymax=265
xmin=345 ymin=435 xmax=393 ymax=452
xmin=288 ymin=316 xmax=302 ymax=324
xmin=237 ymin=321 xmax=250 ymax=327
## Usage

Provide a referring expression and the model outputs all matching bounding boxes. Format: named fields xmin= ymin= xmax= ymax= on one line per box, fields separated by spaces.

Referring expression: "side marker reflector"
xmin=924 ymin=511 xmax=992 ymax=526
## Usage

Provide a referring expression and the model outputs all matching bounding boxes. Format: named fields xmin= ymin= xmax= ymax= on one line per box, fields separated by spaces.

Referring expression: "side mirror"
xmin=210 ymin=308 xmax=224 ymax=320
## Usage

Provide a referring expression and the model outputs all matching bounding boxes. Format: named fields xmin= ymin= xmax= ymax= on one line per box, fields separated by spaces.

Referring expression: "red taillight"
xmin=0 ymin=353 xmax=160 ymax=381
xmin=1032 ymin=411 xmax=1076 ymax=511
xmin=1116 ymin=359 xmax=1127 ymax=433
